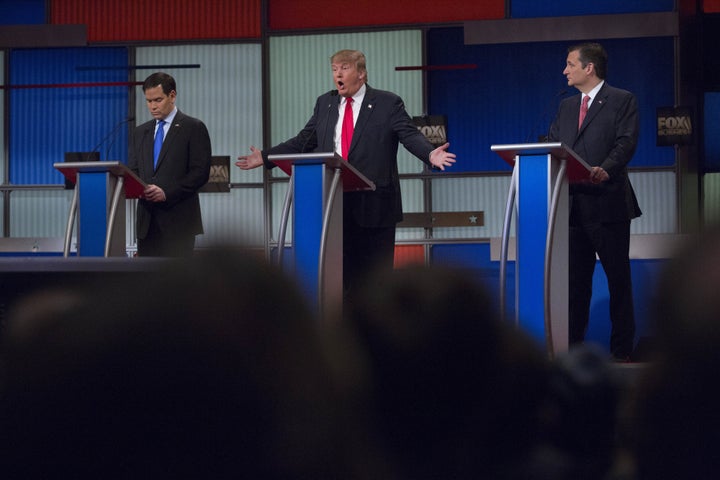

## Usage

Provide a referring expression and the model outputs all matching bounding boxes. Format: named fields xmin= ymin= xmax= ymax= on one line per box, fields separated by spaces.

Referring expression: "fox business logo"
xmin=418 ymin=124 xmax=447 ymax=145
xmin=200 ymin=156 xmax=231 ymax=192
xmin=658 ymin=115 xmax=692 ymax=136
xmin=413 ymin=115 xmax=447 ymax=147
xmin=656 ymin=107 xmax=693 ymax=146
xmin=209 ymin=164 xmax=228 ymax=183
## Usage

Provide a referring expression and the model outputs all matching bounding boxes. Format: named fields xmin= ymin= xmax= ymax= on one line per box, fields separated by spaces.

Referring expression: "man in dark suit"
xmin=236 ymin=49 xmax=456 ymax=299
xmin=548 ymin=43 xmax=641 ymax=360
xmin=129 ymin=72 xmax=212 ymax=257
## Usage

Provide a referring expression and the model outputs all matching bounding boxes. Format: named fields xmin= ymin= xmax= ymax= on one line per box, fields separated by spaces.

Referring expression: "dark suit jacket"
xmin=262 ymin=85 xmax=435 ymax=228
xmin=128 ymin=110 xmax=212 ymax=239
xmin=548 ymin=83 xmax=641 ymax=224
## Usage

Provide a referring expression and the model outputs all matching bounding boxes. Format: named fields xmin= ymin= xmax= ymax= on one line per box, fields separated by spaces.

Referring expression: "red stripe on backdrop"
xmin=269 ymin=0 xmax=504 ymax=30
xmin=704 ymin=0 xmax=720 ymax=12
xmin=50 ymin=0 xmax=261 ymax=43
xmin=0 ymin=81 xmax=142 ymax=89
xmin=394 ymin=245 xmax=425 ymax=269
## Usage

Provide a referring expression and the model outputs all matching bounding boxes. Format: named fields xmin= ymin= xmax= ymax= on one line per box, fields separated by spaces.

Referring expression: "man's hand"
xmin=429 ymin=142 xmax=457 ymax=171
xmin=589 ymin=166 xmax=610 ymax=184
xmin=236 ymin=146 xmax=264 ymax=170
xmin=143 ymin=184 xmax=166 ymax=202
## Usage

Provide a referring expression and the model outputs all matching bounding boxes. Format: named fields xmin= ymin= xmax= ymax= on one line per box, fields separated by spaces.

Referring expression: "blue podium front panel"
xmin=292 ymin=164 xmax=325 ymax=305
xmin=77 ymin=172 xmax=111 ymax=257
xmin=516 ymin=154 xmax=550 ymax=345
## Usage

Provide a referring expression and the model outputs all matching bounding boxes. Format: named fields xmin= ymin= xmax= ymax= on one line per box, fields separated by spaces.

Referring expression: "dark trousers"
xmin=137 ymin=220 xmax=196 ymax=258
xmin=569 ymin=220 xmax=635 ymax=358
xmin=342 ymin=217 xmax=396 ymax=303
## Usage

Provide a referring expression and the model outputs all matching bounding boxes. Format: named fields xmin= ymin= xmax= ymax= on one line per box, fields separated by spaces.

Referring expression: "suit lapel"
xmin=321 ymin=95 xmax=340 ymax=151
xmin=142 ymin=123 xmax=155 ymax=173
xmin=578 ymin=84 xmax=609 ymax=135
xmin=155 ymin=112 xmax=183 ymax=171
xmin=350 ymin=86 xmax=376 ymax=157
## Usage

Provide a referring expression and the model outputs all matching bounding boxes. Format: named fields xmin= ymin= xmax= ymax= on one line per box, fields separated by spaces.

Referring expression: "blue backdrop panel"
xmin=704 ymin=92 xmax=720 ymax=172
xmin=584 ymin=259 xmax=663 ymax=355
xmin=0 ymin=0 xmax=45 ymax=24
xmin=430 ymin=243 xmax=515 ymax=320
xmin=9 ymin=47 xmax=129 ymax=185
xmin=511 ymin=0 xmax=674 ymax=18
xmin=431 ymin=243 xmax=662 ymax=356
xmin=426 ymin=27 xmax=675 ymax=172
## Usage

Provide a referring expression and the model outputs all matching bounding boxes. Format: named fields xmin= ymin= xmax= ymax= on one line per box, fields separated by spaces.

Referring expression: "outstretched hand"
xmin=429 ymin=142 xmax=457 ymax=171
xmin=236 ymin=146 xmax=264 ymax=170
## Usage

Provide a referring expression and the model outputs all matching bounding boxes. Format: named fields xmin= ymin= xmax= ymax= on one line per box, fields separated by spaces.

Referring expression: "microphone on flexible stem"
xmin=321 ymin=90 xmax=338 ymax=154
xmin=104 ymin=116 xmax=134 ymax=161
xmin=86 ymin=116 xmax=135 ymax=162
xmin=299 ymin=90 xmax=338 ymax=154
xmin=525 ymin=89 xmax=568 ymax=143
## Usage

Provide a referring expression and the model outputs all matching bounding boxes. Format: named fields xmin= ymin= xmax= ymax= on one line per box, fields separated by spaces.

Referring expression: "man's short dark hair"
xmin=569 ymin=42 xmax=608 ymax=80
xmin=143 ymin=72 xmax=176 ymax=95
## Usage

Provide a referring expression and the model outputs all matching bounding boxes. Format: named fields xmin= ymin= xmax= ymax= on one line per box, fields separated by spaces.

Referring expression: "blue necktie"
xmin=153 ymin=120 xmax=165 ymax=168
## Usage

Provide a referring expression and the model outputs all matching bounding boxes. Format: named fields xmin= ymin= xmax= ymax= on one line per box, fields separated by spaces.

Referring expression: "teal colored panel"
xmin=9 ymin=189 xmax=74 ymax=238
xmin=269 ymin=31 xmax=425 ymax=175
xmin=134 ymin=44 xmax=264 ymax=185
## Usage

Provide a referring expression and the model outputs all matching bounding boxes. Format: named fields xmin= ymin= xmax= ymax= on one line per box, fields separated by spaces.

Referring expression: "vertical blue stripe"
xmin=77 ymin=172 xmax=110 ymax=256
xmin=293 ymin=164 xmax=325 ymax=307
xmin=517 ymin=155 xmax=549 ymax=345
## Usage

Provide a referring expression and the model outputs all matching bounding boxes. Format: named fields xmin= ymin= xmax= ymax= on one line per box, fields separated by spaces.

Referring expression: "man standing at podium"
xmin=129 ymin=72 xmax=212 ymax=257
xmin=236 ymin=50 xmax=456 ymax=299
xmin=548 ymin=43 xmax=641 ymax=360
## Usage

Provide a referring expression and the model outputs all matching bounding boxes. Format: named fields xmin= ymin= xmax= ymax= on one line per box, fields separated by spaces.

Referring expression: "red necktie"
xmin=341 ymin=97 xmax=354 ymax=159
xmin=578 ymin=95 xmax=590 ymax=129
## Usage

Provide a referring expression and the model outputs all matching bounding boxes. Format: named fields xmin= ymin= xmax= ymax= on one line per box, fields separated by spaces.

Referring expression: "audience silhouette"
xmin=627 ymin=226 xmax=720 ymax=480
xmin=337 ymin=264 xmax=552 ymax=478
xmin=0 ymin=249 xmax=360 ymax=478
xmin=7 ymin=241 xmax=704 ymax=479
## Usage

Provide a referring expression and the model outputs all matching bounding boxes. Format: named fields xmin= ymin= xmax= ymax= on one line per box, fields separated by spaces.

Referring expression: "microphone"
xmin=300 ymin=90 xmax=337 ymax=154
xmin=104 ymin=116 xmax=134 ymax=160
xmin=86 ymin=116 xmax=135 ymax=162
xmin=321 ymin=90 xmax=338 ymax=154
xmin=525 ymin=89 xmax=567 ymax=143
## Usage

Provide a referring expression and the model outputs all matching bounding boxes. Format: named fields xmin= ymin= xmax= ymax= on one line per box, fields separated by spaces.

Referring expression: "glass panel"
xmin=9 ymin=189 xmax=74 ymax=238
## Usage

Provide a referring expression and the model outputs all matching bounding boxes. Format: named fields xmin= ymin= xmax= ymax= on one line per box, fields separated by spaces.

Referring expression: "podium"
xmin=54 ymin=161 xmax=147 ymax=257
xmin=490 ymin=142 xmax=591 ymax=356
xmin=268 ymin=152 xmax=375 ymax=317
